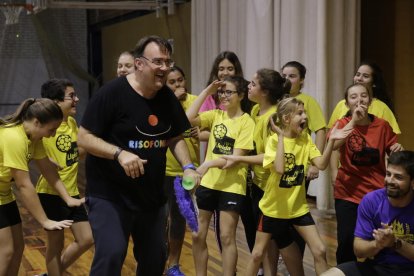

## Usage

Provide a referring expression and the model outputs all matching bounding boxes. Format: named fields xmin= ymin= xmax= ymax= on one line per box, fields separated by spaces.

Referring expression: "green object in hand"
xmin=182 ymin=176 xmax=195 ymax=190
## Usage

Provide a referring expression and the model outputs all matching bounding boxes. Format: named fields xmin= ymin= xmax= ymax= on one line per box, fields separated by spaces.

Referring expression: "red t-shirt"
xmin=332 ymin=115 xmax=397 ymax=204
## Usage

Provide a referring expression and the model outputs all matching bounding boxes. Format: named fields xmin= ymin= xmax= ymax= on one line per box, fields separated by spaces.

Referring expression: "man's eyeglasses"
xmin=64 ymin=93 xmax=78 ymax=100
xmin=217 ymin=89 xmax=238 ymax=97
xmin=140 ymin=56 xmax=175 ymax=68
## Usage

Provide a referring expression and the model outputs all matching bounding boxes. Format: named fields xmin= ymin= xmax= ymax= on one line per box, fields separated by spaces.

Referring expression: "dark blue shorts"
xmin=0 ymin=201 xmax=21 ymax=229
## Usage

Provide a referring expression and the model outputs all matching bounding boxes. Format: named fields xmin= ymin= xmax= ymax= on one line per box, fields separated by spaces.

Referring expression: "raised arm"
xmin=186 ymin=80 xmax=223 ymax=126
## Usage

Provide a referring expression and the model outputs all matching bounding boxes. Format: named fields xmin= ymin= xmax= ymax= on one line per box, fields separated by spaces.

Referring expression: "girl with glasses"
xmin=186 ymin=76 xmax=254 ymax=276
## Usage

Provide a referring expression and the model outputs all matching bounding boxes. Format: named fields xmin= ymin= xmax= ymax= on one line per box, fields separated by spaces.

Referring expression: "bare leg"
xmin=280 ymin=242 xmax=305 ymax=276
xmin=192 ymin=209 xmax=213 ymax=276
xmin=262 ymin=240 xmax=278 ymax=275
xmin=219 ymin=211 xmax=239 ymax=276
xmin=243 ymin=231 xmax=272 ymax=276
xmin=0 ymin=223 xmax=24 ymax=276
xmin=61 ymin=221 xmax=94 ymax=270
xmin=45 ymin=229 xmax=65 ymax=275
xmin=295 ymin=225 xmax=329 ymax=275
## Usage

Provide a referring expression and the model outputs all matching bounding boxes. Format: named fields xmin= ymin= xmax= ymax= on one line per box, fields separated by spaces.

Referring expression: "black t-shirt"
xmin=81 ymin=77 xmax=191 ymax=210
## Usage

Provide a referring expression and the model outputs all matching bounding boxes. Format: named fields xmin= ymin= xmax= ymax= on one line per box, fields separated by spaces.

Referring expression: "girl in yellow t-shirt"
xmin=244 ymin=97 xmax=352 ymax=276
xmin=222 ymin=69 xmax=303 ymax=275
xmin=187 ymin=76 xmax=254 ymax=276
xmin=0 ymin=98 xmax=82 ymax=276
xmin=37 ymin=79 xmax=93 ymax=276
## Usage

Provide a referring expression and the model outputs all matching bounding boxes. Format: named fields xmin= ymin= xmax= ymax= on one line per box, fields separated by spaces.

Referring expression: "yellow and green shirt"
xmin=36 ymin=116 xmax=80 ymax=196
xmin=165 ymin=94 xmax=200 ymax=176
xmin=260 ymin=133 xmax=321 ymax=218
xmin=200 ymin=110 xmax=255 ymax=195
xmin=0 ymin=124 xmax=46 ymax=205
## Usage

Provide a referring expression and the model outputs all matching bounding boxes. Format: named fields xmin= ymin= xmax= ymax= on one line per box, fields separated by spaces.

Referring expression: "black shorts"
xmin=258 ymin=213 xmax=315 ymax=249
xmin=0 ymin=201 xmax=21 ymax=229
xmin=39 ymin=193 xmax=88 ymax=222
xmin=195 ymin=185 xmax=245 ymax=213
xmin=338 ymin=260 xmax=414 ymax=276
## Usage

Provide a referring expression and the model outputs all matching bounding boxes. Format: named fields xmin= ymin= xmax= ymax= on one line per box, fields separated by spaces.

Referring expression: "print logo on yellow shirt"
xmin=280 ymin=153 xmax=304 ymax=188
xmin=212 ymin=123 xmax=235 ymax=155
xmin=55 ymin=134 xmax=79 ymax=166
xmin=347 ymin=134 xmax=379 ymax=166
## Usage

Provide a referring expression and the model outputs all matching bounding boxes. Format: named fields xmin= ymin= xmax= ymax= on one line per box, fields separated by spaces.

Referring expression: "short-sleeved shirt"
xmin=199 ymin=110 xmax=254 ymax=195
xmin=80 ymin=77 xmax=191 ymax=210
xmin=260 ymin=133 xmax=321 ymax=218
xmin=295 ymin=93 xmax=326 ymax=133
xmin=199 ymin=95 xmax=225 ymax=112
xmin=0 ymin=124 xmax=46 ymax=205
xmin=328 ymin=98 xmax=401 ymax=134
xmin=355 ymin=188 xmax=414 ymax=265
xmin=250 ymin=104 xmax=276 ymax=190
xmin=332 ymin=116 xmax=397 ymax=204
xmin=165 ymin=93 xmax=200 ymax=176
xmin=36 ymin=116 xmax=80 ymax=196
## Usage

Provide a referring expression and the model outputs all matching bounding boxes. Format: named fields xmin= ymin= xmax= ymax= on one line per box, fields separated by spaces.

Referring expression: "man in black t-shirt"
xmin=78 ymin=35 xmax=200 ymax=276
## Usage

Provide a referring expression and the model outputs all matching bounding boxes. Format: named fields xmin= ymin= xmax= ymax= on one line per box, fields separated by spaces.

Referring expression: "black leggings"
xmin=335 ymin=199 xmax=359 ymax=264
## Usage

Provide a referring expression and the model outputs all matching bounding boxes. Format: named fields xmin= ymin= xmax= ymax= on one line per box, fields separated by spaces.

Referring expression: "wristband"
xmin=114 ymin=147 xmax=123 ymax=161
xmin=183 ymin=163 xmax=197 ymax=171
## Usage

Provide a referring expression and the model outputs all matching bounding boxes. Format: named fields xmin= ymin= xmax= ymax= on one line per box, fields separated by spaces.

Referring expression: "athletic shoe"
xmin=166 ymin=264 xmax=185 ymax=276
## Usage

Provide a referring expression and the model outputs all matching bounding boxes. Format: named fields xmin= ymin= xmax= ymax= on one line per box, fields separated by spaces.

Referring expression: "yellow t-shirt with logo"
xmin=250 ymin=104 xmax=276 ymax=190
xmin=328 ymin=98 xmax=401 ymax=134
xmin=165 ymin=94 xmax=200 ymax=176
xmin=0 ymin=124 xmax=46 ymax=205
xmin=36 ymin=116 xmax=80 ymax=196
xmin=199 ymin=110 xmax=255 ymax=195
xmin=260 ymin=133 xmax=321 ymax=218
xmin=295 ymin=93 xmax=326 ymax=133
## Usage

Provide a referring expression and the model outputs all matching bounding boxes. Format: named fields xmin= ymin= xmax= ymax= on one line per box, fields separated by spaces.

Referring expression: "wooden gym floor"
xmin=17 ymin=162 xmax=338 ymax=275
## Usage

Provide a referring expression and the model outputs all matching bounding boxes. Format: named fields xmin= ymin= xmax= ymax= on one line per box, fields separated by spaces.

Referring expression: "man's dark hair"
xmin=133 ymin=35 xmax=172 ymax=58
xmin=388 ymin=151 xmax=414 ymax=180
xmin=41 ymin=78 xmax=73 ymax=101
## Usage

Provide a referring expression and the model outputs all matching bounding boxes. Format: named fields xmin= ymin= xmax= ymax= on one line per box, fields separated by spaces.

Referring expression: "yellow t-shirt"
xmin=260 ymin=133 xmax=321 ymax=218
xmin=36 ymin=116 xmax=80 ymax=196
xmin=199 ymin=110 xmax=255 ymax=195
xmin=295 ymin=93 xmax=326 ymax=133
xmin=328 ymin=98 xmax=401 ymax=134
xmin=250 ymin=104 xmax=276 ymax=190
xmin=0 ymin=124 xmax=46 ymax=205
xmin=165 ymin=94 xmax=200 ymax=176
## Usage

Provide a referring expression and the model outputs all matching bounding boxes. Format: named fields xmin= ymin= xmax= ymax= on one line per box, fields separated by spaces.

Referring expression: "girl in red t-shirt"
xmin=331 ymin=83 xmax=403 ymax=265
